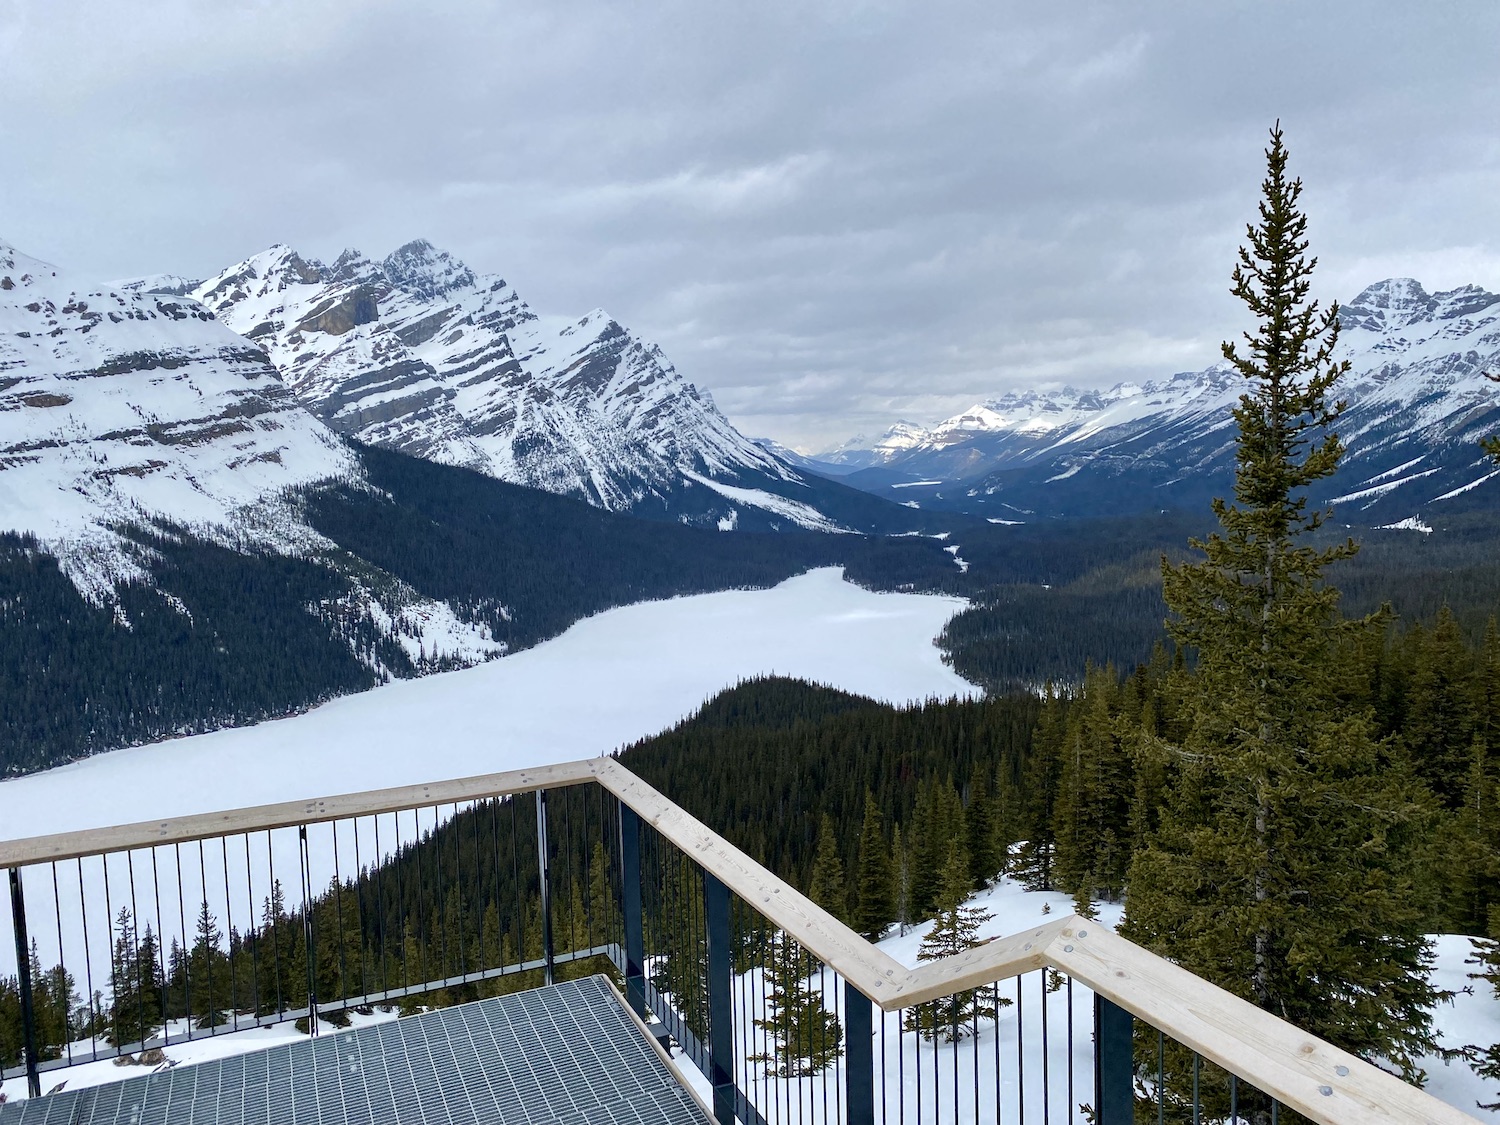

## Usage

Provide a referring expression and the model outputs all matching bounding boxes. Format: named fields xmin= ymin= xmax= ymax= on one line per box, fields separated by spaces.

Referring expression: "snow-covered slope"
xmin=0 ymin=238 xmax=355 ymax=594
xmin=0 ymin=237 xmax=507 ymax=678
xmin=831 ymin=279 xmax=1500 ymax=521
xmin=184 ymin=240 xmax=858 ymax=529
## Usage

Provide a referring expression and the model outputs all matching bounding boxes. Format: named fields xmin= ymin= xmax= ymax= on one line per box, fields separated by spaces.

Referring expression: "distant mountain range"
xmin=811 ymin=278 xmax=1500 ymax=523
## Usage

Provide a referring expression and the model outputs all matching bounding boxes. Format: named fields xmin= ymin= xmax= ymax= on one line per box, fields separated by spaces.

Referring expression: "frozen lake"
xmin=0 ymin=567 xmax=974 ymax=838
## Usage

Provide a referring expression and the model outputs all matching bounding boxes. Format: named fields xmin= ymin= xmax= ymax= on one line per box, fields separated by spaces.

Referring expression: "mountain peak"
xmin=381 ymin=239 xmax=475 ymax=300
xmin=1343 ymin=277 xmax=1436 ymax=331
xmin=0 ymin=238 xmax=62 ymax=290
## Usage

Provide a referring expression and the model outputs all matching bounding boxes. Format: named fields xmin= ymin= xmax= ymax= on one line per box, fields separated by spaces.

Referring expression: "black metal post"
xmin=8 ymin=868 xmax=41 ymax=1098
xmin=1095 ymin=995 xmax=1134 ymax=1125
xmin=618 ymin=804 xmax=648 ymax=1020
xmin=619 ymin=805 xmax=646 ymax=1016
xmin=535 ymin=790 xmax=555 ymax=986
xmin=844 ymin=979 xmax=875 ymax=1125
xmin=298 ymin=826 xmax=319 ymax=1035
xmin=703 ymin=872 xmax=734 ymax=1125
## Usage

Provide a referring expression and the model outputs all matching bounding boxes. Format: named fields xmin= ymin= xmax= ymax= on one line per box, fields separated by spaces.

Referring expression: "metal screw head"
xmin=1078 ymin=930 xmax=1088 ymax=937
xmin=1335 ymin=1065 xmax=1348 ymax=1077
xmin=1063 ymin=944 xmax=1074 ymax=952
xmin=1319 ymin=1086 xmax=1333 ymax=1097
xmin=1024 ymin=942 xmax=1033 ymax=951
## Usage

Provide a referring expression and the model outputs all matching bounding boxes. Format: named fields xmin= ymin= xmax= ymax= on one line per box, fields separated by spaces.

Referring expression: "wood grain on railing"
xmin=0 ymin=755 xmax=1480 ymax=1125
xmin=0 ymin=759 xmax=599 ymax=868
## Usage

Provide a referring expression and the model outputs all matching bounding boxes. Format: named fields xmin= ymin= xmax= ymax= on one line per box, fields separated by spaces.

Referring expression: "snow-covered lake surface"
xmin=0 ymin=567 xmax=973 ymax=839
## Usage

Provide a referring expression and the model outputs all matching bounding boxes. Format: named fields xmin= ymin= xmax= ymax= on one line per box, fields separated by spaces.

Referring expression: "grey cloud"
xmin=2 ymin=0 xmax=1496 ymax=450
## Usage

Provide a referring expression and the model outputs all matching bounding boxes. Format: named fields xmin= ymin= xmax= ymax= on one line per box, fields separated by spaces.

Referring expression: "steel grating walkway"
xmin=0 ymin=976 xmax=706 ymax=1125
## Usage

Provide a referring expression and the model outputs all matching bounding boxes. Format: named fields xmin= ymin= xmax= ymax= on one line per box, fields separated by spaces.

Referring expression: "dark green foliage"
xmin=963 ymin=765 xmax=999 ymax=890
xmin=617 ymin=677 xmax=1040 ymax=910
xmin=750 ymin=933 xmax=844 ymax=1076
xmin=807 ymin=815 xmax=848 ymax=922
xmin=0 ymin=530 xmax=379 ymax=774
xmin=1011 ymin=689 xmax=1065 ymax=891
xmin=853 ymin=794 xmax=894 ymax=940
xmin=1122 ymin=125 xmax=1440 ymax=1080
xmin=903 ymin=841 xmax=1005 ymax=1041
xmin=1050 ymin=665 xmax=1135 ymax=907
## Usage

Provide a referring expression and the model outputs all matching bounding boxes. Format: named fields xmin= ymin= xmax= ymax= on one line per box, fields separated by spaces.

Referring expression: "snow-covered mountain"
xmin=0 ymin=237 xmax=510 ymax=674
xmin=172 ymin=240 xmax=887 ymax=532
xmin=0 ymin=239 xmax=356 ymax=591
xmin=827 ymin=278 xmax=1500 ymax=522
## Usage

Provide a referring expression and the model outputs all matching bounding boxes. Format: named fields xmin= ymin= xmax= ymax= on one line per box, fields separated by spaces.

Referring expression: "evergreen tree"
xmin=909 ymin=777 xmax=963 ymax=918
xmin=1013 ymin=687 xmax=1064 ymax=890
xmin=1122 ymin=124 xmax=1440 ymax=1080
xmin=588 ymin=840 xmax=618 ymax=943
xmin=807 ymin=814 xmax=848 ymax=922
xmin=750 ymin=931 xmax=844 ymax=1076
xmin=1403 ymin=606 xmax=1476 ymax=807
xmin=964 ymin=765 xmax=999 ymax=890
xmin=1052 ymin=666 xmax=1134 ymax=905
xmin=189 ymin=900 xmax=230 ymax=1029
xmin=107 ymin=909 xmax=162 ymax=1046
xmin=903 ymin=842 xmax=1003 ymax=1041
xmin=890 ymin=823 xmax=911 ymax=932
xmin=853 ymin=793 xmax=894 ymax=939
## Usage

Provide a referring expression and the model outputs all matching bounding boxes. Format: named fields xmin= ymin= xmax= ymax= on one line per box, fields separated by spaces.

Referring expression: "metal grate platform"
xmin=0 ymin=976 xmax=706 ymax=1125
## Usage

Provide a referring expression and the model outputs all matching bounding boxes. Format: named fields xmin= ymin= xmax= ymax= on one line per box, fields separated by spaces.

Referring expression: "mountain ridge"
xmin=814 ymin=277 xmax=1500 ymax=521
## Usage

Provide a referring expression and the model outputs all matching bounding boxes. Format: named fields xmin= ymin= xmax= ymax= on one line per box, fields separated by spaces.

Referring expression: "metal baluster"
xmin=298 ymin=825 xmax=318 ymax=1034
xmin=535 ymin=789 xmax=555 ymax=986
xmin=704 ymin=871 xmax=734 ymax=1125
xmin=1094 ymin=995 xmax=1132 ymax=1125
xmin=9 ymin=867 xmax=41 ymax=1097
xmin=620 ymin=804 xmax=645 ymax=1015
xmin=846 ymin=979 xmax=875 ymax=1125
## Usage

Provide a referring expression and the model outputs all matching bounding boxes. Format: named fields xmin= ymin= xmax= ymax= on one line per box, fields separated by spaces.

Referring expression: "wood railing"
xmin=0 ymin=757 xmax=1480 ymax=1125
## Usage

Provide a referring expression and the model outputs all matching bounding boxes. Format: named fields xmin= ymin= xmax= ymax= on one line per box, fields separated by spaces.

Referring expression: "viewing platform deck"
xmin=0 ymin=977 xmax=706 ymax=1125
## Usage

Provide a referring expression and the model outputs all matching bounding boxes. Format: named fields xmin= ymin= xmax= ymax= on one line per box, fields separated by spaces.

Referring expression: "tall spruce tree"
xmin=903 ymin=841 xmax=1004 ymax=1041
xmin=750 ymin=931 xmax=844 ymax=1076
xmin=1121 ymin=124 xmax=1440 ymax=1080
xmin=964 ymin=765 xmax=999 ymax=890
xmin=853 ymin=792 xmax=894 ymax=939
xmin=808 ymin=813 xmax=848 ymax=922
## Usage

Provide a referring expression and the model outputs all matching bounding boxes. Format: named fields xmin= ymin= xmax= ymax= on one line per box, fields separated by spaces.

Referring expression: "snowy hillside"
xmin=173 ymin=240 xmax=876 ymax=532
xmin=825 ymin=279 xmax=1500 ymax=521
xmin=0 ymin=238 xmax=355 ymax=595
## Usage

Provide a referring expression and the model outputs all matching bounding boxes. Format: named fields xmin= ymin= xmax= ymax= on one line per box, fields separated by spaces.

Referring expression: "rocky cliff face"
xmin=189 ymin=240 xmax=808 ymax=520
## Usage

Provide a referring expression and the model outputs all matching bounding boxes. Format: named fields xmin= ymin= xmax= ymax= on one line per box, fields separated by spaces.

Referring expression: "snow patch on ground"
xmin=682 ymin=470 xmax=854 ymax=532
xmin=1435 ymin=469 xmax=1500 ymax=501
xmin=1378 ymin=516 xmax=1435 ymax=534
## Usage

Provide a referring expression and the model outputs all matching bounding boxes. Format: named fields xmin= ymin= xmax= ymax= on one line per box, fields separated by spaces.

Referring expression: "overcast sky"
xmin=3 ymin=2 xmax=1497 ymax=450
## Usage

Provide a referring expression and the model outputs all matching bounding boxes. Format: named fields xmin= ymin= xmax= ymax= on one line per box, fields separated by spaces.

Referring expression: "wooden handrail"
xmin=0 ymin=759 xmax=599 ymax=868
xmin=0 ymin=756 xmax=1479 ymax=1125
